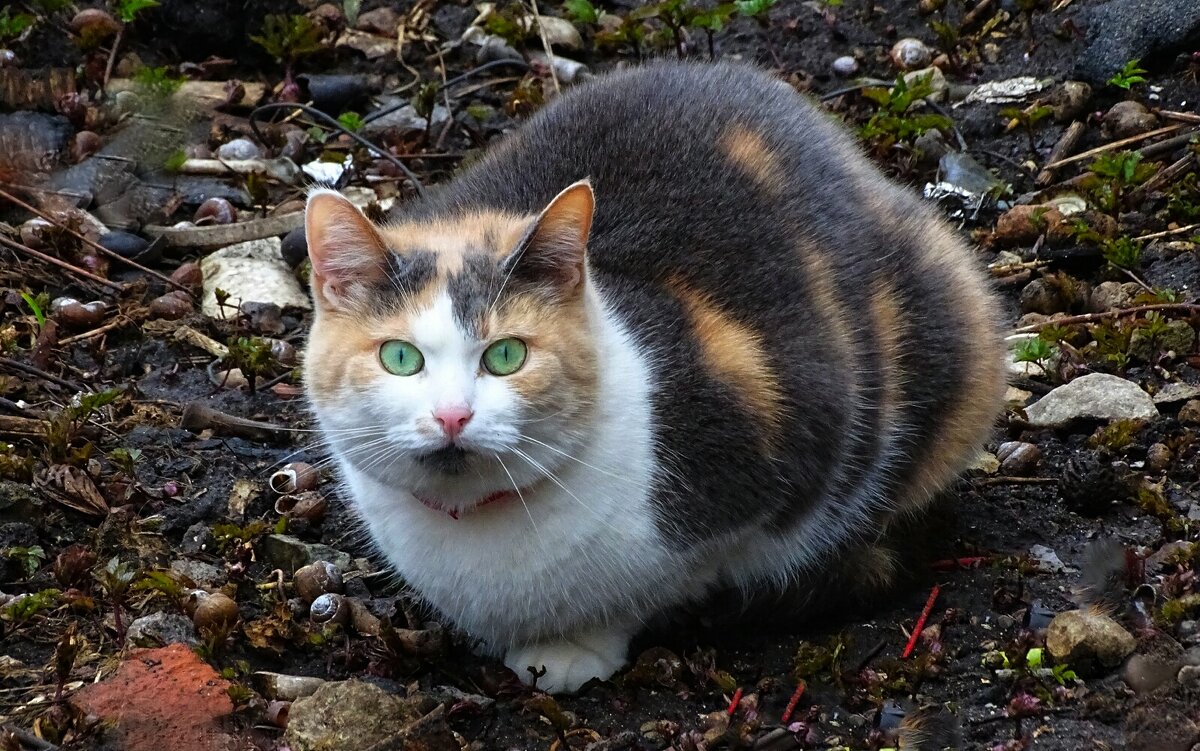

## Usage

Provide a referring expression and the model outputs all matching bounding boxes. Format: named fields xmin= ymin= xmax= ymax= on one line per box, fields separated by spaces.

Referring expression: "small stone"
xmin=902 ymin=66 xmax=947 ymax=101
xmin=1049 ymin=81 xmax=1092 ymax=122
xmin=1146 ymin=443 xmax=1172 ymax=473
xmin=240 ymin=301 xmax=285 ymax=336
xmin=1179 ymin=400 xmax=1200 ymax=425
xmin=261 ymin=534 xmax=353 ymax=573
xmin=997 ymin=441 xmax=1040 ymax=475
xmin=180 ymin=523 xmax=214 ymax=555
xmin=99 ymin=231 xmax=155 ymax=262
xmin=281 ymin=226 xmax=308 ymax=269
xmin=169 ymin=559 xmax=223 ymax=587
xmin=148 ymin=290 xmax=193 ymax=320
xmin=1046 ymin=609 xmax=1135 ymax=676
xmin=995 ymin=205 xmax=1065 ymax=247
xmin=126 ymin=612 xmax=198 ymax=649
xmin=1006 ymin=386 xmax=1033 ymax=406
xmin=1129 ymin=320 xmax=1196 ymax=361
xmin=1019 ymin=278 xmax=1067 ymax=315
xmin=890 ymin=37 xmax=932 ymax=70
xmin=1153 ymin=382 xmax=1200 ymax=405
xmin=215 ymin=138 xmax=261 ymax=161
xmin=355 ymin=6 xmax=400 ymax=34
xmin=1029 ymin=544 xmax=1068 ymax=573
xmin=1179 ymin=621 xmax=1199 ymax=645
xmin=1024 ymin=373 xmax=1158 ymax=428
xmin=1102 ymin=101 xmax=1159 ymax=140
xmin=284 ymin=679 xmax=456 ymax=751
xmin=1090 ymin=280 xmax=1137 ymax=312
xmin=1124 ymin=650 xmax=1183 ymax=694
xmin=831 ymin=56 xmax=859 ymax=77
xmin=970 ymin=451 xmax=1000 ymax=475
xmin=200 ymin=238 xmax=311 ymax=318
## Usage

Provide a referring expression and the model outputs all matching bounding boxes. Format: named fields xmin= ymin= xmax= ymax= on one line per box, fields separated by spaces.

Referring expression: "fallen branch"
xmin=179 ymin=402 xmax=293 ymax=443
xmin=144 ymin=212 xmax=304 ymax=249
xmin=1041 ymin=123 xmax=1191 ymax=171
xmin=57 ymin=316 xmax=133 ymax=346
xmin=0 ymin=357 xmax=83 ymax=391
xmin=1127 ymin=153 xmax=1195 ymax=205
xmin=175 ymin=157 xmax=301 ymax=184
xmin=0 ymin=414 xmax=48 ymax=437
xmin=1011 ymin=303 xmax=1200 ymax=334
xmin=0 ymin=235 xmax=124 ymax=292
xmin=1134 ymin=222 xmax=1200 ymax=242
xmin=1036 ymin=121 xmax=1086 ymax=187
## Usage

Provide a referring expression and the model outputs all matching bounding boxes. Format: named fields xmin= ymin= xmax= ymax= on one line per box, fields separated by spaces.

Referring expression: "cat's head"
xmin=302 ymin=182 xmax=599 ymax=512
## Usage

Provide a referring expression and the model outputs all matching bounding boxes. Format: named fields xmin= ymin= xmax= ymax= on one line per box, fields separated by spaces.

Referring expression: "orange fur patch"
xmin=669 ymin=276 xmax=785 ymax=452
xmin=379 ymin=211 xmax=533 ymax=275
xmin=868 ymin=276 xmax=907 ymax=430
xmin=898 ymin=225 xmax=1007 ymax=510
xmin=719 ymin=126 xmax=785 ymax=195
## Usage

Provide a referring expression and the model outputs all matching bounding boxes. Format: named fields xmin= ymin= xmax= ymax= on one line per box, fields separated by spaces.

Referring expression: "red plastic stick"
xmin=930 ymin=556 xmax=992 ymax=571
xmin=727 ymin=687 xmax=744 ymax=715
xmin=780 ymin=680 xmax=806 ymax=724
xmin=902 ymin=584 xmax=941 ymax=659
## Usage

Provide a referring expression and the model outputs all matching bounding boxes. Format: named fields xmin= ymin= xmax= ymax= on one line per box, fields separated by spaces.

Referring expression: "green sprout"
xmin=4 ymin=545 xmax=46 ymax=579
xmin=336 ymin=111 xmax=364 ymax=133
xmin=1101 ymin=236 xmax=1141 ymax=269
xmin=18 ymin=291 xmax=47 ymax=329
xmin=113 ymin=0 xmax=160 ymax=23
xmin=1107 ymin=59 xmax=1148 ymax=90
xmin=0 ymin=8 xmax=35 ymax=43
xmin=563 ymin=0 xmax=600 ymax=24
xmin=859 ymin=73 xmax=953 ymax=152
xmin=1013 ymin=337 xmax=1057 ymax=368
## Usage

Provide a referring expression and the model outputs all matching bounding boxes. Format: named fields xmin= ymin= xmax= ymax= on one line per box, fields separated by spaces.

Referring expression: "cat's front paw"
xmin=505 ymin=628 xmax=629 ymax=694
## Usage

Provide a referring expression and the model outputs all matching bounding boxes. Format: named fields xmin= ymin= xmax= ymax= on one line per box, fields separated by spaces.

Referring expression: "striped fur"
xmin=303 ymin=61 xmax=1007 ymax=693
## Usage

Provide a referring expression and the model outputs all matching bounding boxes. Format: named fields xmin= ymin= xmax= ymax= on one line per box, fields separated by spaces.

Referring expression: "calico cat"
xmin=303 ymin=61 xmax=1007 ymax=694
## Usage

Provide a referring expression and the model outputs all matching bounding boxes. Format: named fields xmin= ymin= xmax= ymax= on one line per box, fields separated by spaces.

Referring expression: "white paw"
xmin=505 ymin=630 xmax=629 ymax=694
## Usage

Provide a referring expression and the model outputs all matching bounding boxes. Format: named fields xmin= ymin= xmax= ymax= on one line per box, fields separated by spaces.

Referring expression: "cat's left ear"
xmin=504 ymin=179 xmax=594 ymax=296
xmin=305 ymin=189 xmax=390 ymax=311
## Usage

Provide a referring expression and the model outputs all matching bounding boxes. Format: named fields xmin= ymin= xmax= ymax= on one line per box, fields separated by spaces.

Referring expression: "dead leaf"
xmin=36 ymin=464 xmax=109 ymax=516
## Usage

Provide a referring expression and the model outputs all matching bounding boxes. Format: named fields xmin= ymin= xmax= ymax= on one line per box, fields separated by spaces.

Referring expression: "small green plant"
xmin=336 ymin=111 xmax=364 ymax=133
xmin=3 ymin=589 xmax=61 ymax=623
xmin=18 ymin=291 xmax=47 ymax=329
xmin=223 ymin=337 xmax=280 ymax=395
xmin=0 ymin=8 xmax=35 ymax=42
xmin=735 ymin=0 xmax=778 ymax=16
xmin=42 ymin=388 xmax=122 ymax=464
xmin=251 ymin=14 xmax=326 ymax=68
xmin=1001 ymin=105 xmax=1053 ymax=154
xmin=108 ymin=447 xmax=141 ymax=476
xmin=1166 ymin=171 xmax=1200 ymax=221
xmin=4 ymin=545 xmax=46 ymax=579
xmin=113 ymin=0 xmax=160 ymax=23
xmin=132 ymin=65 xmax=184 ymax=99
xmin=563 ymin=0 xmax=600 ymax=24
xmin=1101 ymin=236 xmax=1142 ymax=269
xmin=1107 ymin=58 xmax=1148 ymax=90
xmin=95 ymin=556 xmax=138 ymax=639
xmin=859 ymin=73 xmax=953 ymax=153
xmin=1084 ymin=151 xmax=1157 ymax=214
xmin=1091 ymin=320 xmax=1132 ymax=370
xmin=163 ymin=148 xmax=188 ymax=172
xmin=1013 ymin=337 xmax=1057 ymax=369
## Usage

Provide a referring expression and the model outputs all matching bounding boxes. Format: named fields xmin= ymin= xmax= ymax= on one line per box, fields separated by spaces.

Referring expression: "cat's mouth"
xmin=414 ymin=445 xmax=476 ymax=474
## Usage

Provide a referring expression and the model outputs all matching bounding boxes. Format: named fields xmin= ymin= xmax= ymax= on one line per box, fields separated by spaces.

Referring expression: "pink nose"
xmin=433 ymin=406 xmax=473 ymax=441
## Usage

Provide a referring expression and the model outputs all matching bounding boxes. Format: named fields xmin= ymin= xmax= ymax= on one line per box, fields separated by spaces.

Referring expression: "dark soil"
xmin=2 ymin=0 xmax=1200 ymax=749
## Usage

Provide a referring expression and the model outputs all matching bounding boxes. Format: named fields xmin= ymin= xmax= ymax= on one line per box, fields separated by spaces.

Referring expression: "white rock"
xmin=832 ymin=56 xmax=859 ymax=77
xmin=962 ymin=76 xmax=1053 ymax=105
xmin=199 ymin=238 xmax=311 ymax=319
xmin=1024 ymin=373 xmax=1158 ymax=428
xmin=216 ymin=138 xmax=262 ymax=161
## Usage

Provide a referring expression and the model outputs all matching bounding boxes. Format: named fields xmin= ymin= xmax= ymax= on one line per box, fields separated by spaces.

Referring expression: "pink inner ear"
xmin=305 ymin=192 xmax=389 ymax=284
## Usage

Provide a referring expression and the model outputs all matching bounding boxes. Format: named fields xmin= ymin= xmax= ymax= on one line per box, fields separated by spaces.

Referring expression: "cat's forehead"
xmin=373 ymin=211 xmax=535 ymax=338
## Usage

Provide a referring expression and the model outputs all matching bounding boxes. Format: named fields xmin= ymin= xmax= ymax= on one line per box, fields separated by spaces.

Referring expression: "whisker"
xmin=494 ymin=453 xmax=539 ymax=536
xmin=510 ymin=447 xmax=626 ymax=537
xmin=515 ymin=434 xmax=643 ymax=486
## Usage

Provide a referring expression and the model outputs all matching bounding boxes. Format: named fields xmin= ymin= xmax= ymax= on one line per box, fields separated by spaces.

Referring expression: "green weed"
xmin=1107 ymin=59 xmax=1148 ymax=90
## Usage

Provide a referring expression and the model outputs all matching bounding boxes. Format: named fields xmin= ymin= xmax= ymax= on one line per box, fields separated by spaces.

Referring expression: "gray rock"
xmin=831 ymin=55 xmax=859 ymax=77
xmin=169 ymin=558 xmax=223 ymax=587
xmin=125 ymin=612 xmax=198 ymax=649
xmin=180 ymin=523 xmax=215 ymax=555
xmin=1153 ymin=382 xmax=1200 ymax=404
xmin=261 ymin=534 xmax=353 ymax=573
xmin=1180 ymin=399 xmax=1200 ymax=426
xmin=362 ymin=99 xmax=451 ymax=140
xmin=1024 ymin=373 xmax=1157 ymax=428
xmin=1089 ymin=281 xmax=1140 ymax=312
xmin=1129 ymin=320 xmax=1196 ymax=361
xmin=216 ymin=138 xmax=262 ymax=161
xmin=1073 ymin=0 xmax=1200 ymax=85
xmin=1046 ymin=609 xmax=1135 ymax=676
xmin=284 ymin=678 xmax=456 ymax=751
xmin=1102 ymin=101 xmax=1158 ymax=140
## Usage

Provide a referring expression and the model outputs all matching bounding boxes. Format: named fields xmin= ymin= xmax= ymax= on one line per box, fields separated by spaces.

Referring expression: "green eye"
xmin=482 ymin=337 xmax=528 ymax=376
xmin=379 ymin=340 xmax=424 ymax=376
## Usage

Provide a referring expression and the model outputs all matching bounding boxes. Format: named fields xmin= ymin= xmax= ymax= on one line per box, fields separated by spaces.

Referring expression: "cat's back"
xmin=401 ymin=61 xmax=1006 ymax=551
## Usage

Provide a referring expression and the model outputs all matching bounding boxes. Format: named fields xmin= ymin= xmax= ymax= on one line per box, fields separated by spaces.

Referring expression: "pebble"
xmin=170 ymin=261 xmax=203 ymax=292
xmin=284 ymin=679 xmax=456 ymax=751
xmin=169 ymin=558 xmax=223 ymax=587
xmin=261 ymin=534 xmax=353 ymax=573
xmin=1179 ymin=399 xmax=1200 ymax=426
xmin=253 ymin=671 xmax=327 ymax=701
xmin=199 ymin=238 xmax=311 ymax=319
xmin=355 ymin=6 xmax=400 ymax=34
xmin=994 ymin=204 xmax=1064 ymax=247
xmin=1049 ymin=81 xmax=1092 ymax=122
xmin=831 ymin=56 xmax=859 ymax=77
xmin=1019 ymin=278 xmax=1067 ymax=315
xmin=215 ymin=138 xmax=261 ymax=161
xmin=1046 ymin=609 xmax=1135 ymax=676
xmin=1102 ymin=101 xmax=1159 ymax=140
xmin=126 ymin=612 xmax=198 ymax=649
xmin=99 ymin=231 xmax=155 ymax=263
xmin=1146 ymin=442 xmax=1172 ymax=473
xmin=1089 ymin=281 xmax=1140 ymax=312
xmin=1024 ymin=373 xmax=1158 ymax=428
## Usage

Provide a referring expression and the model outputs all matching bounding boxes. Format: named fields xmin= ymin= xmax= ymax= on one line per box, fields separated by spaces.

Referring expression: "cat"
xmin=302 ymin=60 xmax=1007 ymax=694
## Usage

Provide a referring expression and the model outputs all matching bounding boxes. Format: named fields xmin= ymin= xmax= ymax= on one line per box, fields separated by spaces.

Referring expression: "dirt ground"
xmin=1 ymin=0 xmax=1200 ymax=749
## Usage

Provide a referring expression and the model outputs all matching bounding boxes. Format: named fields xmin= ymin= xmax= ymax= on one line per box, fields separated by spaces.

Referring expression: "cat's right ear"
xmin=305 ymin=189 xmax=390 ymax=311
